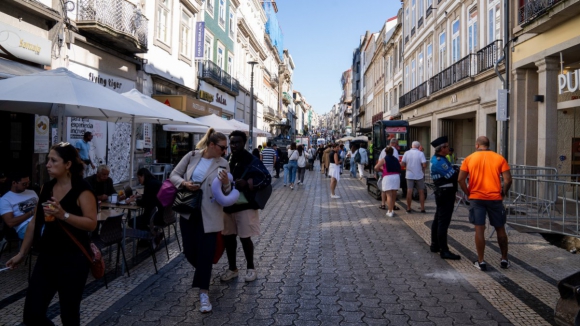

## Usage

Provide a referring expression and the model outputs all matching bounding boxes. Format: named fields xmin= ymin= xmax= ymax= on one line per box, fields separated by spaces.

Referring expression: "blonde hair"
xmin=196 ymin=127 xmax=227 ymax=150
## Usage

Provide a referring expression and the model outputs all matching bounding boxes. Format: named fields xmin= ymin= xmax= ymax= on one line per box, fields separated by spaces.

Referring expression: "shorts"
xmin=468 ymin=199 xmax=506 ymax=227
xmin=382 ymin=174 xmax=400 ymax=191
xmin=223 ymin=209 xmax=260 ymax=238
xmin=406 ymin=178 xmax=425 ymax=191
xmin=328 ymin=163 xmax=340 ymax=181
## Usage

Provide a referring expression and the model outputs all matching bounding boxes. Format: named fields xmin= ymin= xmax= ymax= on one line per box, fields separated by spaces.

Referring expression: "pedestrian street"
xmin=2 ymin=167 xmax=577 ymax=325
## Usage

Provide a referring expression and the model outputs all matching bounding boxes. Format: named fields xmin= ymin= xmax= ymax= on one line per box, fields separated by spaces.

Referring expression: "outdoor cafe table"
xmin=100 ymin=202 xmax=143 ymax=272
xmin=97 ymin=208 xmax=125 ymax=221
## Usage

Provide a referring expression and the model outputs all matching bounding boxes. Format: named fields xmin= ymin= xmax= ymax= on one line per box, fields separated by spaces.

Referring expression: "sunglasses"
xmin=57 ymin=142 xmax=71 ymax=147
xmin=216 ymin=144 xmax=228 ymax=151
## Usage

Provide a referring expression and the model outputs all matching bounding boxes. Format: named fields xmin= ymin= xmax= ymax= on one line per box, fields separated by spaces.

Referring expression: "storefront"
xmin=199 ymin=82 xmax=235 ymax=119
xmin=151 ymin=94 xmax=223 ymax=165
xmin=0 ymin=18 xmax=52 ymax=186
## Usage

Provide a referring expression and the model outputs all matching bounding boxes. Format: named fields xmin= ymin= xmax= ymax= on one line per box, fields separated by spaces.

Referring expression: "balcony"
xmin=76 ymin=0 xmax=148 ymax=53
xmin=399 ymin=40 xmax=502 ymax=109
xmin=198 ymin=60 xmax=240 ymax=96
xmin=519 ymin=0 xmax=564 ymax=25
xmin=282 ymin=92 xmax=293 ymax=105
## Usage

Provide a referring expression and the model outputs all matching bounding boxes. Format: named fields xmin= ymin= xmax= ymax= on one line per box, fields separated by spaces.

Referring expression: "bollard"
xmin=555 ymin=271 xmax=580 ymax=325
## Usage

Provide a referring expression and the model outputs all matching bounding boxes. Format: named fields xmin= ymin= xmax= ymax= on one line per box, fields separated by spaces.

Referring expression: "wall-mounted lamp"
xmin=534 ymin=95 xmax=544 ymax=103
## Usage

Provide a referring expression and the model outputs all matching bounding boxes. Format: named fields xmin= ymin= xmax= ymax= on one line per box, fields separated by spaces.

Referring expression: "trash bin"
xmin=555 ymin=271 xmax=580 ymax=326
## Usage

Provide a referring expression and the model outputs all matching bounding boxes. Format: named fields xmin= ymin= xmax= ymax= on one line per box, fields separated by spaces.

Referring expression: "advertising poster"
xmin=34 ymin=115 xmax=50 ymax=153
xmin=143 ymin=123 xmax=152 ymax=149
xmin=67 ymin=117 xmax=108 ymax=176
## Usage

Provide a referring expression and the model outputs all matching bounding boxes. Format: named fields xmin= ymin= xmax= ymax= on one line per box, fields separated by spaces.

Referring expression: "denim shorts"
xmin=468 ymin=199 xmax=506 ymax=227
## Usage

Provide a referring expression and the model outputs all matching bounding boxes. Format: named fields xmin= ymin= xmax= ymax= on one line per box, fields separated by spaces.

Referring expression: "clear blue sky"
xmin=275 ymin=0 xmax=401 ymax=115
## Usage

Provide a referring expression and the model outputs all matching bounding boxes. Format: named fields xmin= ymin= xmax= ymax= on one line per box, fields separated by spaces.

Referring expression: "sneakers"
xmin=386 ymin=211 xmax=394 ymax=217
xmin=199 ymin=293 xmax=212 ymax=313
xmin=283 ymin=184 xmax=287 ymax=187
xmin=331 ymin=194 xmax=341 ymax=199
xmin=290 ymin=185 xmax=294 ymax=190
xmin=473 ymin=261 xmax=487 ymax=271
xmin=245 ymin=269 xmax=257 ymax=282
xmin=500 ymin=259 xmax=511 ymax=269
xmin=220 ymin=269 xmax=238 ymax=282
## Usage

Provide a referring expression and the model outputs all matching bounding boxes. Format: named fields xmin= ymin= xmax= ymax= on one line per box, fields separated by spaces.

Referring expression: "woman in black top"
xmin=7 ymin=142 xmax=97 ymax=325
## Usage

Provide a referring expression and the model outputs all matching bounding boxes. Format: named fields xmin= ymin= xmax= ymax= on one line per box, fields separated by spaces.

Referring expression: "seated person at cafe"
xmin=85 ymin=165 xmax=116 ymax=202
xmin=127 ymin=168 xmax=164 ymax=231
xmin=0 ymin=172 xmax=39 ymax=240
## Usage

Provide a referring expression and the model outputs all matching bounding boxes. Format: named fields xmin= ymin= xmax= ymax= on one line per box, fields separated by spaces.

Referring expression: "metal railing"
xmin=518 ymin=0 xmax=564 ymax=25
xmin=399 ymin=40 xmax=502 ymax=109
xmin=199 ymin=60 xmax=239 ymax=96
xmin=476 ymin=40 xmax=502 ymax=74
xmin=77 ymin=0 xmax=148 ymax=48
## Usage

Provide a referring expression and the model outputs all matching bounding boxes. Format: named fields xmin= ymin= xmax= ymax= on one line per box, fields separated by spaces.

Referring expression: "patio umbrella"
xmin=121 ymin=89 xmax=211 ymax=186
xmin=226 ymin=119 xmax=272 ymax=138
xmin=339 ymin=136 xmax=354 ymax=142
xmin=193 ymin=114 xmax=237 ymax=134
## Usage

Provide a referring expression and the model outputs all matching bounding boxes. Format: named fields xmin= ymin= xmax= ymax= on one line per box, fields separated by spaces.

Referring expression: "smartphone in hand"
xmin=217 ymin=166 xmax=227 ymax=175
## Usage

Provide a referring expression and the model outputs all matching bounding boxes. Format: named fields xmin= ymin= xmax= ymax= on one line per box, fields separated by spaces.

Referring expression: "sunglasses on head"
xmin=57 ymin=142 xmax=71 ymax=147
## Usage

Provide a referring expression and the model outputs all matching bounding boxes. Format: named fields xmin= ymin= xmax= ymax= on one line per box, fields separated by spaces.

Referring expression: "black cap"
xmin=430 ymin=136 xmax=448 ymax=148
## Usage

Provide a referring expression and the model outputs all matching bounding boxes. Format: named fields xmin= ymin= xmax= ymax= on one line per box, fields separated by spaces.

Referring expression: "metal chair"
xmin=156 ymin=208 xmax=181 ymax=258
xmin=92 ymin=214 xmax=129 ymax=288
xmin=124 ymin=207 xmax=159 ymax=274
xmin=149 ymin=165 xmax=166 ymax=182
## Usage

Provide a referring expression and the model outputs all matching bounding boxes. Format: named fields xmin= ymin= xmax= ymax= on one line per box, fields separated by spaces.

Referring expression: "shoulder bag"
xmin=172 ymin=151 xmax=205 ymax=214
xmin=58 ymin=221 xmax=105 ymax=279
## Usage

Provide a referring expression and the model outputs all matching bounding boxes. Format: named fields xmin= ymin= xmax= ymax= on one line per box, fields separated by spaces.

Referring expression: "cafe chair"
xmin=0 ymin=223 xmax=21 ymax=260
xmin=92 ymin=214 xmax=130 ymax=288
xmin=156 ymin=208 xmax=181 ymax=258
xmin=124 ymin=207 xmax=159 ymax=274
xmin=149 ymin=165 xmax=166 ymax=182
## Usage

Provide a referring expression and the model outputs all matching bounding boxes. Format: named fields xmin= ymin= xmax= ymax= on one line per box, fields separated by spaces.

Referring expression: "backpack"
xmin=354 ymin=150 xmax=361 ymax=163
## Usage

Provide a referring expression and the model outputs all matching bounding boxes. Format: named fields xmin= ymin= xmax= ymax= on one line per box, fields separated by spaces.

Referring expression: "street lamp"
xmin=248 ymin=61 xmax=258 ymax=151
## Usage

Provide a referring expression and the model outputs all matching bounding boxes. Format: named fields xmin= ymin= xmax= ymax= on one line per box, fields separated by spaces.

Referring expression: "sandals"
xmin=379 ymin=205 xmax=386 ymax=210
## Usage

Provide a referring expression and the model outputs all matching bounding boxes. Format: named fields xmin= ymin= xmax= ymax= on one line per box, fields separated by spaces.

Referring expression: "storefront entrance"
xmin=155 ymin=126 xmax=194 ymax=166
xmin=0 ymin=112 xmax=34 ymax=183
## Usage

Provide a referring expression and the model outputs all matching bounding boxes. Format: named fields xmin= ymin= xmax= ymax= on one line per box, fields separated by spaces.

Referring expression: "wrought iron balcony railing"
xmin=76 ymin=0 xmax=148 ymax=53
xmin=519 ymin=0 xmax=564 ymax=25
xmin=199 ymin=60 xmax=239 ymax=96
xmin=476 ymin=40 xmax=502 ymax=74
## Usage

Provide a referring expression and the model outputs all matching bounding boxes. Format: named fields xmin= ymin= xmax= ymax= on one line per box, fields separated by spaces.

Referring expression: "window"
xmin=217 ymin=44 xmax=224 ymax=69
xmin=411 ymin=60 xmax=416 ymax=89
xmin=452 ymin=19 xmax=460 ymax=63
xmin=411 ymin=0 xmax=416 ymax=30
xmin=227 ymin=54 xmax=233 ymax=75
xmin=488 ymin=0 xmax=501 ymax=43
xmin=418 ymin=0 xmax=423 ymax=23
xmin=468 ymin=6 xmax=478 ymax=53
xmin=405 ymin=65 xmax=409 ymax=92
xmin=439 ymin=32 xmax=446 ymax=71
xmin=156 ymin=0 xmax=171 ymax=45
xmin=405 ymin=8 xmax=409 ymax=37
xmin=218 ymin=0 xmax=226 ymax=28
xmin=206 ymin=0 xmax=214 ymax=15
xmin=179 ymin=9 xmax=192 ymax=59
xmin=229 ymin=9 xmax=235 ymax=39
xmin=418 ymin=52 xmax=423 ymax=84
xmin=204 ymin=32 xmax=213 ymax=61
xmin=426 ymin=44 xmax=433 ymax=78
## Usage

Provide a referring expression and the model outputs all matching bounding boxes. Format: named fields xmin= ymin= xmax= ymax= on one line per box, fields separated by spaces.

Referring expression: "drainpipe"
xmin=496 ymin=0 xmax=510 ymax=159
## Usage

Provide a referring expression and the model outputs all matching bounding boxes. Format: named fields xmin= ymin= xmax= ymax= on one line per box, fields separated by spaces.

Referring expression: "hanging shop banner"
xmin=66 ymin=118 xmax=108 ymax=177
xmin=194 ymin=22 xmax=205 ymax=59
xmin=34 ymin=115 xmax=50 ymax=153
xmin=143 ymin=123 xmax=153 ymax=148
xmin=0 ymin=21 xmax=52 ymax=65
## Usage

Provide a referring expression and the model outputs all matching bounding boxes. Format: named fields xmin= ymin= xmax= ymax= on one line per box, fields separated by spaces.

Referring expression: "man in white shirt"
xmin=401 ymin=141 xmax=427 ymax=213
xmin=0 ymin=172 xmax=39 ymax=240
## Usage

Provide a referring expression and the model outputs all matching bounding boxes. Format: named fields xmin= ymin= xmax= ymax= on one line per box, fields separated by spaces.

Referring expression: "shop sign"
xmin=199 ymin=90 xmax=214 ymax=102
xmin=68 ymin=62 xmax=135 ymax=94
xmin=199 ymin=83 xmax=235 ymax=114
xmin=143 ymin=123 xmax=152 ymax=149
xmin=34 ymin=115 xmax=50 ymax=153
xmin=559 ymin=70 xmax=580 ymax=94
xmin=152 ymin=95 xmax=223 ymax=117
xmin=194 ymin=22 xmax=205 ymax=59
xmin=0 ymin=21 xmax=52 ymax=66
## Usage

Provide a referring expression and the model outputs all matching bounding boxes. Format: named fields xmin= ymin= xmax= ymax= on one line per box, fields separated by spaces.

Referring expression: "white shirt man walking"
xmin=401 ymin=141 xmax=427 ymax=213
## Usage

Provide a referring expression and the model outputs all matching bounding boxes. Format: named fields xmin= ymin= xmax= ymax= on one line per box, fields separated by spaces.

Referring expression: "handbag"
xmin=157 ymin=179 xmax=178 ymax=207
xmin=253 ymin=184 xmax=272 ymax=210
xmin=172 ymin=188 xmax=203 ymax=214
xmin=58 ymin=221 xmax=105 ymax=279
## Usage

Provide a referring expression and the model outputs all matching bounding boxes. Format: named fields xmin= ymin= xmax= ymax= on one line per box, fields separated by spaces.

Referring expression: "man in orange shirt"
xmin=458 ymin=136 xmax=512 ymax=271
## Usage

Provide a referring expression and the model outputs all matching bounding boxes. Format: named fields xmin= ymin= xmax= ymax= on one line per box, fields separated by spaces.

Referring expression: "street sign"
xmin=497 ymin=89 xmax=508 ymax=121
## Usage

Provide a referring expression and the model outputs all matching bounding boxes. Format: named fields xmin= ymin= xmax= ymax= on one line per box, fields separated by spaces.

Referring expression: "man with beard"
xmin=221 ymin=130 xmax=271 ymax=283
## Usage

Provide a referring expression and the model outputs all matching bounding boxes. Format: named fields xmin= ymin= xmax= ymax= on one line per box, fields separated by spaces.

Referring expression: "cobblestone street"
xmin=2 ymin=167 xmax=578 ymax=325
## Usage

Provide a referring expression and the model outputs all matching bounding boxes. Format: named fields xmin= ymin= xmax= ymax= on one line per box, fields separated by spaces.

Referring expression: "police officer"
xmin=430 ymin=136 xmax=461 ymax=260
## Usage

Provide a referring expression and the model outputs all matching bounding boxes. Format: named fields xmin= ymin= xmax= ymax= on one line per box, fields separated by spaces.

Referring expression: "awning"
xmin=0 ymin=57 xmax=44 ymax=79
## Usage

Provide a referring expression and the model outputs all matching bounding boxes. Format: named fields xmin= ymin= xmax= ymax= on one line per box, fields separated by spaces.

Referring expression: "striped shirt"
xmin=261 ymin=147 xmax=276 ymax=167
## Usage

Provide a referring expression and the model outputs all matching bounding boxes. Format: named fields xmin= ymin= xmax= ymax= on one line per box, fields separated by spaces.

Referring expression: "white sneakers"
xmin=386 ymin=211 xmax=394 ymax=217
xmin=220 ymin=269 xmax=238 ymax=282
xmin=331 ymin=194 xmax=341 ymax=199
xmin=245 ymin=269 xmax=257 ymax=282
xmin=199 ymin=293 xmax=212 ymax=313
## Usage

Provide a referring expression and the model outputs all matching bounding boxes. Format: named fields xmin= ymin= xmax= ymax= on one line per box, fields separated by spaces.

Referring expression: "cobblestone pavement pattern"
xmin=2 ymin=163 xmax=577 ymax=325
